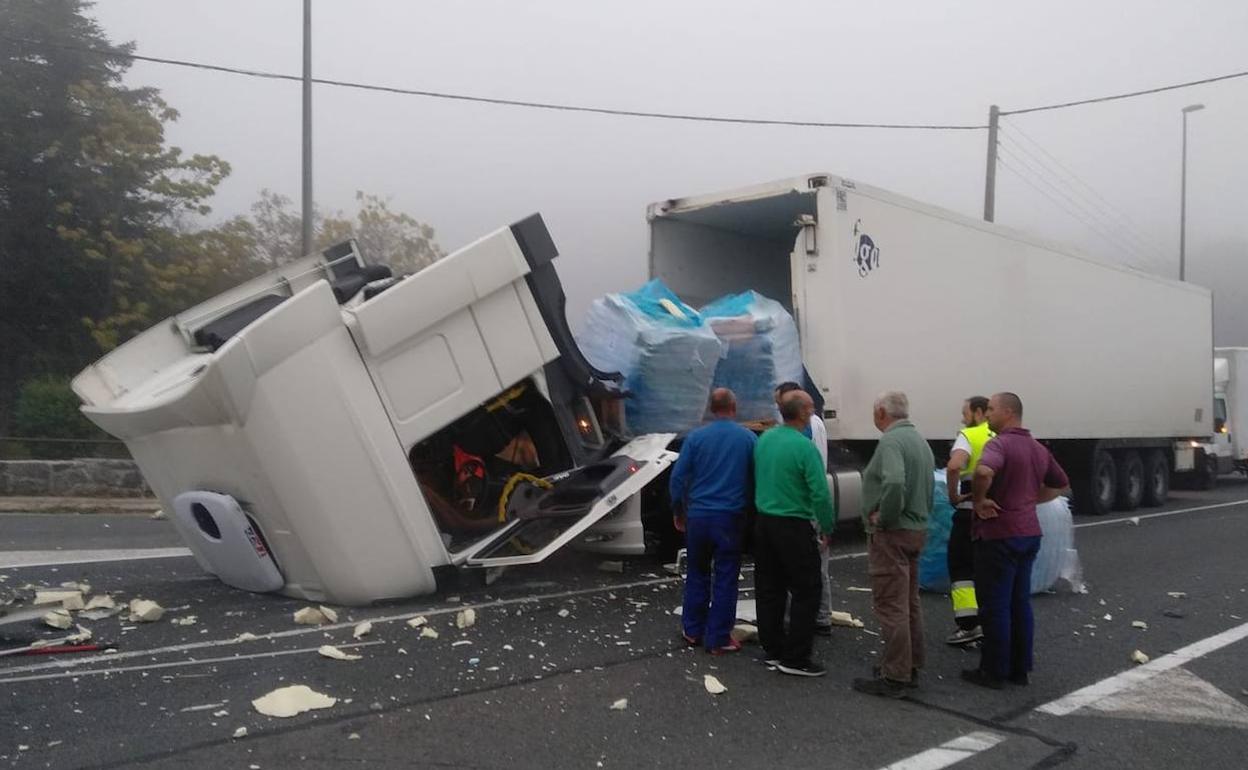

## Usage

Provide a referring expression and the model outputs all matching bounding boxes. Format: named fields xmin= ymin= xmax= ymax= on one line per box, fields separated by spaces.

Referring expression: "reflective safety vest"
xmin=958 ymin=422 xmax=995 ymax=478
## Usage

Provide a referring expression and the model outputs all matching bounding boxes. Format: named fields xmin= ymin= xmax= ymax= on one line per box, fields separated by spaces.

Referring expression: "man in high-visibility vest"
xmin=944 ymin=396 xmax=994 ymax=646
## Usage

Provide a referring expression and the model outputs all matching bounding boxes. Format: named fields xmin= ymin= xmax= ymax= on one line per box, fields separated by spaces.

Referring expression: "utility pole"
xmin=1179 ymin=103 xmax=1205 ymax=282
xmin=301 ymin=0 xmax=313 ymax=256
xmin=983 ymin=104 xmax=1000 ymax=222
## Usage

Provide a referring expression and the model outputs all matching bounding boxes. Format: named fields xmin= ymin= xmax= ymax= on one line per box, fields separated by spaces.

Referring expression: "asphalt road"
xmin=1 ymin=482 xmax=1247 ymax=769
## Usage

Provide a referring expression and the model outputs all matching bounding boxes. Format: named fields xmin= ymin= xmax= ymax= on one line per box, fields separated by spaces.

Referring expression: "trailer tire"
xmin=1140 ymin=449 xmax=1169 ymax=507
xmin=1114 ymin=451 xmax=1144 ymax=511
xmin=1084 ymin=450 xmax=1117 ymax=516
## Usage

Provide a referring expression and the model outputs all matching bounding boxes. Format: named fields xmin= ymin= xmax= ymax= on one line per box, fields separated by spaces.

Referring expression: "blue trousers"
xmin=682 ymin=512 xmax=744 ymax=649
xmin=973 ymin=536 xmax=1042 ymax=680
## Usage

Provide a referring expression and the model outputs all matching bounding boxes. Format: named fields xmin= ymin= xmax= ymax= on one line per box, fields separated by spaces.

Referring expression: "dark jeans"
xmin=948 ymin=509 xmax=979 ymax=630
xmin=869 ymin=529 xmax=927 ymax=682
xmin=754 ymin=515 xmax=822 ymax=666
xmin=682 ymin=512 xmax=744 ymax=649
xmin=973 ymin=535 xmax=1042 ymax=680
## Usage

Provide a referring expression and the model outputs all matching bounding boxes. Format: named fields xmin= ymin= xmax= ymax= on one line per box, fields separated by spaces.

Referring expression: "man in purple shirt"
xmin=964 ymin=392 xmax=1070 ymax=689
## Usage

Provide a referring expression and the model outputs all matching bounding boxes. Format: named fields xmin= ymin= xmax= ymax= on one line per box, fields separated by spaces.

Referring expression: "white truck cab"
xmin=1208 ymin=348 xmax=1248 ymax=478
xmin=73 ymin=215 xmax=675 ymax=605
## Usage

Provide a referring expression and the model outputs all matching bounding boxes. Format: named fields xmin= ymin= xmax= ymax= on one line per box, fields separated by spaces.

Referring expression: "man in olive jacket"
xmin=852 ymin=390 xmax=935 ymax=698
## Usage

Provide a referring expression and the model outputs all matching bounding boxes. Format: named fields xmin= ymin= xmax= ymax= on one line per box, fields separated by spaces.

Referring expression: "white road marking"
xmin=0 ymin=575 xmax=682 ymax=678
xmin=1082 ymin=667 xmax=1248 ymax=728
xmin=876 ymin=731 xmax=1006 ymax=770
xmin=0 ymin=547 xmax=192 ymax=569
xmin=0 ymin=640 xmax=383 ymax=685
xmin=1072 ymin=498 xmax=1248 ymax=529
xmin=1036 ymin=619 xmax=1248 ymax=717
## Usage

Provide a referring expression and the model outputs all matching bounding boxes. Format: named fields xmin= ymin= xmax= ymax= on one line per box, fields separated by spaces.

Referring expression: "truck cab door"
xmin=457 ymin=434 xmax=676 ymax=568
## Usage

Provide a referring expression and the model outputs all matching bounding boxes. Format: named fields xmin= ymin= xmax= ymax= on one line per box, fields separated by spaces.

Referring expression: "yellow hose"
xmin=497 ymin=473 xmax=552 ymax=523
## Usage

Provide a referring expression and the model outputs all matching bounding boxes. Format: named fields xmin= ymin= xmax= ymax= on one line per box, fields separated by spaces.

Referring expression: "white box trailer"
xmin=1210 ymin=347 xmax=1248 ymax=476
xmin=73 ymin=216 xmax=675 ymax=605
xmin=648 ymin=173 xmax=1214 ymax=516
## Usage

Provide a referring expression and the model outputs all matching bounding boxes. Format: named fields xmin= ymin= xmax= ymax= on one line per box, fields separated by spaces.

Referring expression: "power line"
xmin=997 ymin=126 xmax=1169 ymax=267
xmin=0 ymin=35 xmax=984 ymax=131
xmin=996 ymin=151 xmax=1156 ymax=273
xmin=1001 ymin=69 xmax=1248 ymax=116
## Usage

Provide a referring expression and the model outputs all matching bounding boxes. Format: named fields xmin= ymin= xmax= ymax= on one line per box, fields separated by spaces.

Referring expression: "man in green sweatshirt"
xmin=753 ymin=389 xmax=836 ymax=678
xmin=852 ymin=390 xmax=934 ymax=699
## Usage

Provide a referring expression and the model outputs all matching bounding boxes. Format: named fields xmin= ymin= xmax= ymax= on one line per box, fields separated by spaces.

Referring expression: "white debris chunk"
xmin=1127 ymin=516 xmax=1140 ymax=526
xmin=352 ymin=621 xmax=373 ymax=639
xmin=846 ymin=586 xmax=873 ymax=592
xmin=1103 ymin=613 xmax=1113 ymax=621
xmin=1131 ymin=620 xmax=1149 ymax=630
xmin=1167 ymin=591 xmax=1188 ymax=599
xmin=60 ymin=581 xmax=91 ymax=593
xmin=348 ymin=733 xmax=361 ymax=740
xmin=598 ymin=560 xmax=625 ymax=574
xmin=42 ymin=609 xmax=74 ymax=630
xmin=610 ymin=698 xmax=629 ymax=711
xmin=829 ymin=610 xmax=865 ymax=629
xmin=293 ymin=607 xmax=328 ymax=626
xmin=232 ymin=727 xmax=248 ymax=739
xmin=212 ymin=710 xmax=229 ymax=718
xmin=319 ymin=605 xmax=339 ymax=623
xmin=703 ymin=674 xmax=727 ymax=695
xmin=34 ymin=590 xmax=84 ymax=610
xmin=180 ymin=702 xmax=228 ymax=713
xmin=151 ymin=509 xmax=167 ymax=520
xmin=420 ymin=627 xmax=439 ymax=639
xmin=171 ymin=615 xmax=198 ymax=626
xmin=68 ymin=624 xmax=92 ymax=642
xmin=406 ymin=616 xmax=427 ymax=628
xmin=730 ymin=623 xmax=758 ymax=643
xmin=456 ymin=608 xmax=477 ymax=629
xmin=557 ymin=608 xmax=570 ymax=618
xmin=83 ymin=594 xmax=116 ymax=611
xmin=318 ymin=645 xmax=362 ymax=661
xmin=252 ymin=685 xmax=336 ymax=718
xmin=128 ymin=599 xmax=165 ymax=622
xmin=235 ymin=632 xmax=260 ymax=642
xmin=1131 ymin=650 xmax=1150 ymax=665
xmin=451 ymin=640 xmax=473 ymax=647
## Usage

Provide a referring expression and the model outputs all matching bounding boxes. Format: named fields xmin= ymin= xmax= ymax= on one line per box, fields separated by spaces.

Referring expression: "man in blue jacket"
xmin=670 ymin=388 xmax=758 ymax=654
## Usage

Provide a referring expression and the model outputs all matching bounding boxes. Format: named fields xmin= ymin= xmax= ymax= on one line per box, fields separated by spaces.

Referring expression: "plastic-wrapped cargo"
xmin=918 ymin=471 xmax=956 ymax=591
xmin=700 ymin=291 xmax=804 ymax=422
xmin=578 ymin=280 xmax=723 ymax=435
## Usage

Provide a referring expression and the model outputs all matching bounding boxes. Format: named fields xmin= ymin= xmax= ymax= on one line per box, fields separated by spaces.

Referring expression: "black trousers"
xmin=754 ymin=514 xmax=822 ymax=665
xmin=948 ymin=509 xmax=979 ymax=630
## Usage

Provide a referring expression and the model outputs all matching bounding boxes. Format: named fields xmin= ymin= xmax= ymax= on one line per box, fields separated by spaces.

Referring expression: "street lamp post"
xmin=1179 ymin=103 xmax=1205 ymax=281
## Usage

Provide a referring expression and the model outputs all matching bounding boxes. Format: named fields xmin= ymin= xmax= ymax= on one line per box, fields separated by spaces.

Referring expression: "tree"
xmin=0 ymin=0 xmax=232 ymax=429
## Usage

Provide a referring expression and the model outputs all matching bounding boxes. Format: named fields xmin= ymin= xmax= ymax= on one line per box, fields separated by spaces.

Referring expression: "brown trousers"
xmin=868 ymin=529 xmax=928 ymax=682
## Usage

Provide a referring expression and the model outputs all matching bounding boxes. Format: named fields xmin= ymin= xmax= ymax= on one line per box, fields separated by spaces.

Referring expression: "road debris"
xmin=557 ymin=608 xmax=570 ymax=618
xmin=1131 ymin=620 xmax=1149 ymax=630
xmin=348 ymin=733 xmax=361 ymax=740
xmin=151 ymin=509 xmax=167 ymax=520
xmin=1127 ymin=517 xmax=1140 ymax=526
xmin=846 ymin=586 xmax=872 ymax=593
xmin=1167 ymin=591 xmax=1188 ymax=599
xmin=181 ymin=702 xmax=228 ymax=713
xmin=730 ymin=623 xmax=758 ymax=643
xmin=829 ymin=611 xmax=865 ymax=629
xmin=703 ymin=674 xmax=727 ymax=695
xmin=318 ymin=645 xmax=362 ymax=661
xmin=235 ymin=632 xmax=260 ymax=642
xmin=319 ymin=605 xmax=339 ymax=623
xmin=1103 ymin=613 xmax=1113 ymax=622
xmin=83 ymin=594 xmax=116 ymax=611
xmin=406 ymin=616 xmax=427 ymax=628
xmin=1131 ymin=650 xmax=1150 ymax=665
xmin=252 ymin=685 xmax=336 ymax=718
xmin=232 ymin=727 xmax=248 ymax=739
xmin=456 ymin=608 xmax=477 ymax=629
xmin=34 ymin=589 xmax=84 ymax=610
xmin=293 ymin=607 xmax=330 ymax=626
xmin=610 ymin=698 xmax=629 ymax=711
xmin=353 ymin=621 xmax=373 ymax=639
xmin=42 ymin=609 xmax=73 ymax=630
xmin=451 ymin=640 xmax=473 ymax=647
xmin=212 ymin=710 xmax=229 ymax=718
xmin=171 ymin=615 xmax=198 ymax=626
xmin=128 ymin=599 xmax=165 ymax=623
xmin=598 ymin=560 xmax=625 ymax=574
xmin=419 ymin=627 xmax=439 ymax=640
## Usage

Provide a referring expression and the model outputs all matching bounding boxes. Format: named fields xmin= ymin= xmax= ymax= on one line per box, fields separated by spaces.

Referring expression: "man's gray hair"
xmin=873 ymin=390 xmax=910 ymax=419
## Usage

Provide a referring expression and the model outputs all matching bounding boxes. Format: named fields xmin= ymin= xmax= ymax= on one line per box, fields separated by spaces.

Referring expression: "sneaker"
xmin=852 ymin=676 xmax=908 ymax=699
xmin=813 ymin=623 xmax=833 ymax=637
xmin=681 ymin=632 xmax=702 ymax=648
xmin=709 ymin=638 xmax=742 ymax=656
xmin=945 ymin=626 xmax=984 ymax=646
xmin=776 ymin=660 xmax=827 ymax=678
xmin=760 ymin=655 xmax=781 ymax=669
xmin=871 ymin=665 xmax=919 ymax=689
xmin=961 ymin=667 xmax=1004 ymax=690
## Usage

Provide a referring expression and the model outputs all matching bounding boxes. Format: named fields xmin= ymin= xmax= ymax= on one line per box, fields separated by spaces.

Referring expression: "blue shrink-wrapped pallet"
xmin=919 ymin=471 xmax=956 ymax=592
xmin=700 ymin=291 xmax=804 ymax=422
xmin=577 ymin=280 xmax=724 ymax=435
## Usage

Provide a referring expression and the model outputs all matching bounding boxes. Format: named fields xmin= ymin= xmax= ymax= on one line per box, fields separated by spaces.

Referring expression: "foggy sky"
xmin=89 ymin=0 xmax=1248 ymax=342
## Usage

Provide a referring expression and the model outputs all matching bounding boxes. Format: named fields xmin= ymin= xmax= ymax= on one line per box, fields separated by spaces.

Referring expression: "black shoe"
xmin=1009 ymin=672 xmax=1030 ymax=686
xmin=872 ymin=665 xmax=920 ymax=688
xmin=852 ymin=676 xmax=908 ymax=699
xmin=777 ymin=660 xmax=827 ymax=677
xmin=813 ymin=623 xmax=833 ymax=637
xmin=961 ymin=668 xmax=1004 ymax=690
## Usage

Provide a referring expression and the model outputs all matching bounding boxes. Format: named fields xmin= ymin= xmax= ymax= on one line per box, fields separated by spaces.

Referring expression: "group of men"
xmin=669 ymin=384 xmax=1069 ymax=695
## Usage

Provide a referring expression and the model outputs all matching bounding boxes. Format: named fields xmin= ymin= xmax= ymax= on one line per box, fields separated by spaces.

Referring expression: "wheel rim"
xmin=1096 ymin=465 xmax=1114 ymax=508
xmin=1128 ymin=470 xmax=1142 ymax=501
xmin=1150 ymin=464 xmax=1166 ymax=497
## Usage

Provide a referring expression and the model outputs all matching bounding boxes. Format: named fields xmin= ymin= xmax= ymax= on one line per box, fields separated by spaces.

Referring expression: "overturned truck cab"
xmin=73 ymin=215 xmax=675 ymax=605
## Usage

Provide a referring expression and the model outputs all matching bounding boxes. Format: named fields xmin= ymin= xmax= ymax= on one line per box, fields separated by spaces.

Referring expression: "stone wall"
xmin=0 ymin=459 xmax=152 ymax=498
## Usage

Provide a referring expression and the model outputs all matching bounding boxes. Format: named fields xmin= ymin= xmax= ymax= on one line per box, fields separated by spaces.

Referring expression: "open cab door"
xmin=458 ymin=434 xmax=675 ymax=568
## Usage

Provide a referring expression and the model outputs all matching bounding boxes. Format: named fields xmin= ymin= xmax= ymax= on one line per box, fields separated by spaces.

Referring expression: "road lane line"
xmin=876 ymin=731 xmax=1007 ymax=770
xmin=0 ymin=547 xmax=192 ymax=569
xmin=1036 ymin=619 xmax=1248 ymax=717
xmin=0 ymin=640 xmax=384 ymax=685
xmin=1072 ymin=498 xmax=1248 ymax=529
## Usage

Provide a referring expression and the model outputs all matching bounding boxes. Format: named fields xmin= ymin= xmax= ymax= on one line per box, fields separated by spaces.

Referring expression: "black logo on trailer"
xmin=852 ymin=219 xmax=880 ymax=278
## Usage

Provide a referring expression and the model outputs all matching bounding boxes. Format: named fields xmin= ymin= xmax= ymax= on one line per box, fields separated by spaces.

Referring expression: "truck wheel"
xmin=1195 ymin=454 xmax=1218 ymax=491
xmin=1114 ymin=451 xmax=1144 ymax=511
xmin=1087 ymin=450 xmax=1117 ymax=515
xmin=1140 ymin=449 xmax=1169 ymax=507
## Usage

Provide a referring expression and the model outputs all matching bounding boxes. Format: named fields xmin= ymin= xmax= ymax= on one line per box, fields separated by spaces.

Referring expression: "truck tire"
xmin=1085 ymin=450 xmax=1117 ymax=516
xmin=1114 ymin=450 xmax=1144 ymax=511
xmin=1195 ymin=453 xmax=1218 ymax=491
xmin=1140 ymin=449 xmax=1169 ymax=507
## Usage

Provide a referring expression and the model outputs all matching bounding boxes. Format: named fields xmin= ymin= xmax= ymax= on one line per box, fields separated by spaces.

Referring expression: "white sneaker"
xmin=945 ymin=626 xmax=984 ymax=645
